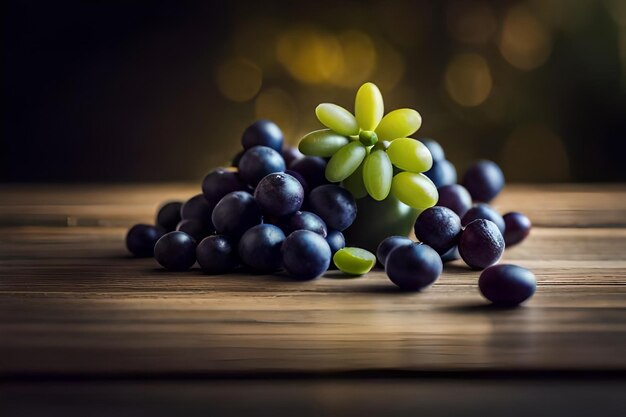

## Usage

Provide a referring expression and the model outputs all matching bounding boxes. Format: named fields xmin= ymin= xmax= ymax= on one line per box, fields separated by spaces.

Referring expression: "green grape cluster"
xmin=298 ymin=82 xmax=438 ymax=210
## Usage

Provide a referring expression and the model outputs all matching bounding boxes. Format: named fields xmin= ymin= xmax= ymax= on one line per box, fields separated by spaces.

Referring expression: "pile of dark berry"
xmin=126 ymin=120 xmax=535 ymax=306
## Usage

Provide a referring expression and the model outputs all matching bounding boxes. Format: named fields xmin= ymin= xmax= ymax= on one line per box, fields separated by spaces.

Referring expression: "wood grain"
xmin=0 ymin=184 xmax=625 ymax=377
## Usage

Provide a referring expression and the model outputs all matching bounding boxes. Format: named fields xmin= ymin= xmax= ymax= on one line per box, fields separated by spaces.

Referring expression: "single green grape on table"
xmin=298 ymin=82 xmax=437 ymax=209
xmin=333 ymin=247 xmax=376 ymax=275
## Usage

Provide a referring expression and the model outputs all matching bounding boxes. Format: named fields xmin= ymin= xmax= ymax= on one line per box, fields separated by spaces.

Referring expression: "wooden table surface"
xmin=1 ymin=184 xmax=625 ymax=415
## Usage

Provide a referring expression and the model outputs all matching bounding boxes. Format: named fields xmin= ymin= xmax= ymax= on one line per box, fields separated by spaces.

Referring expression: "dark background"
xmin=3 ymin=0 xmax=626 ymax=183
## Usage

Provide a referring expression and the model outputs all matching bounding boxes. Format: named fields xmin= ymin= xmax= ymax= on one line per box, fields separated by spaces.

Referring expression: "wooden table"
xmin=1 ymin=184 xmax=625 ymax=416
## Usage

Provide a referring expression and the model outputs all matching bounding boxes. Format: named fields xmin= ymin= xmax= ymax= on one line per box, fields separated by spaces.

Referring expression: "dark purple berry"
xmin=437 ymin=184 xmax=473 ymax=218
xmin=424 ymin=159 xmax=457 ymax=188
xmin=242 ymin=120 xmax=284 ymax=152
xmin=325 ymin=230 xmax=345 ymax=254
xmin=181 ymin=194 xmax=214 ymax=225
xmin=385 ymin=243 xmax=443 ymax=291
xmin=289 ymin=156 xmax=328 ymax=189
xmin=281 ymin=230 xmax=332 ymax=280
xmin=503 ymin=212 xmax=532 ymax=247
xmin=254 ymin=173 xmax=304 ymax=217
xmin=126 ymin=224 xmax=166 ymax=257
xmin=414 ymin=206 xmax=462 ymax=255
xmin=156 ymin=201 xmax=182 ymax=231
xmin=212 ymin=191 xmax=261 ymax=239
xmin=202 ymin=168 xmax=245 ymax=207
xmin=461 ymin=203 xmax=505 ymax=235
xmin=196 ymin=235 xmax=239 ymax=274
xmin=278 ymin=211 xmax=327 ymax=237
xmin=308 ymin=185 xmax=357 ymax=231
xmin=376 ymin=236 xmax=413 ymax=266
xmin=154 ymin=231 xmax=197 ymax=271
xmin=238 ymin=224 xmax=285 ymax=272
xmin=458 ymin=219 xmax=505 ymax=270
xmin=479 ymin=264 xmax=536 ymax=306
xmin=462 ymin=160 xmax=505 ymax=203
xmin=238 ymin=146 xmax=286 ymax=187
xmin=176 ymin=219 xmax=213 ymax=243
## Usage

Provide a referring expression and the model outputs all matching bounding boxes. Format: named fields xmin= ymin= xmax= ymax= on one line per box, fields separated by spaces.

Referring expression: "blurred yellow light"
xmin=447 ymin=0 xmax=497 ymax=45
xmin=215 ymin=58 xmax=263 ymax=102
xmin=276 ymin=27 xmax=343 ymax=84
xmin=370 ymin=39 xmax=406 ymax=92
xmin=444 ymin=53 xmax=492 ymax=107
xmin=501 ymin=124 xmax=570 ymax=181
xmin=254 ymin=88 xmax=298 ymax=141
xmin=499 ymin=5 xmax=552 ymax=71
xmin=332 ymin=31 xmax=377 ymax=88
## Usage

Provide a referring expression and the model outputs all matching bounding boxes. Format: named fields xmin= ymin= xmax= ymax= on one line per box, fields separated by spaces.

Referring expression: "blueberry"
xmin=196 ymin=235 xmax=239 ymax=274
xmin=479 ymin=264 xmax=536 ymax=306
xmin=238 ymin=146 xmax=286 ymax=187
xmin=458 ymin=219 xmax=505 ymax=270
xmin=418 ymin=138 xmax=445 ymax=162
xmin=325 ymin=230 xmax=345 ymax=254
xmin=156 ymin=201 xmax=182 ymax=231
xmin=181 ymin=194 xmax=214 ymax=225
xmin=385 ymin=243 xmax=443 ymax=291
xmin=126 ymin=224 xmax=166 ymax=257
xmin=462 ymin=160 xmax=505 ymax=203
xmin=285 ymin=169 xmax=310 ymax=195
xmin=282 ymin=146 xmax=304 ymax=167
xmin=238 ymin=224 xmax=285 ymax=272
xmin=308 ymin=185 xmax=357 ymax=231
xmin=176 ymin=219 xmax=213 ymax=243
xmin=440 ymin=246 xmax=460 ymax=263
xmin=289 ymin=156 xmax=328 ymax=189
xmin=254 ymin=173 xmax=304 ymax=217
xmin=437 ymin=184 xmax=473 ymax=218
xmin=281 ymin=230 xmax=332 ymax=280
xmin=376 ymin=236 xmax=413 ymax=266
xmin=212 ymin=191 xmax=261 ymax=239
xmin=154 ymin=231 xmax=197 ymax=271
xmin=461 ymin=203 xmax=505 ymax=235
xmin=414 ymin=206 xmax=462 ymax=255
xmin=202 ymin=168 xmax=246 ymax=207
xmin=424 ymin=159 xmax=457 ymax=188
xmin=277 ymin=211 xmax=327 ymax=237
xmin=503 ymin=212 xmax=532 ymax=247
xmin=241 ymin=120 xmax=284 ymax=152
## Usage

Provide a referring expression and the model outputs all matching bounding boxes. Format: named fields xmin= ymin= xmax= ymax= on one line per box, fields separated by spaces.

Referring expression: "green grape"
xmin=363 ymin=149 xmax=392 ymax=201
xmin=355 ymin=82 xmax=384 ymax=131
xmin=375 ymin=109 xmax=422 ymax=141
xmin=299 ymin=129 xmax=350 ymax=157
xmin=386 ymin=138 xmax=433 ymax=173
xmin=315 ymin=103 xmax=359 ymax=136
xmin=342 ymin=160 xmax=368 ymax=199
xmin=391 ymin=172 xmax=438 ymax=209
xmin=325 ymin=141 xmax=367 ymax=183
xmin=333 ymin=247 xmax=376 ymax=275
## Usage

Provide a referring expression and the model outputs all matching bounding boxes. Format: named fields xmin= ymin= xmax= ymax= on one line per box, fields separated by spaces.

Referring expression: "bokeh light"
xmin=332 ymin=31 xmax=377 ymax=88
xmin=444 ymin=53 xmax=492 ymax=107
xmin=276 ymin=27 xmax=343 ymax=84
xmin=371 ymin=39 xmax=406 ymax=92
xmin=501 ymin=124 xmax=570 ymax=182
xmin=499 ymin=5 xmax=552 ymax=71
xmin=5 ymin=1 xmax=624 ymax=182
xmin=447 ymin=0 xmax=497 ymax=45
xmin=215 ymin=57 xmax=263 ymax=102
